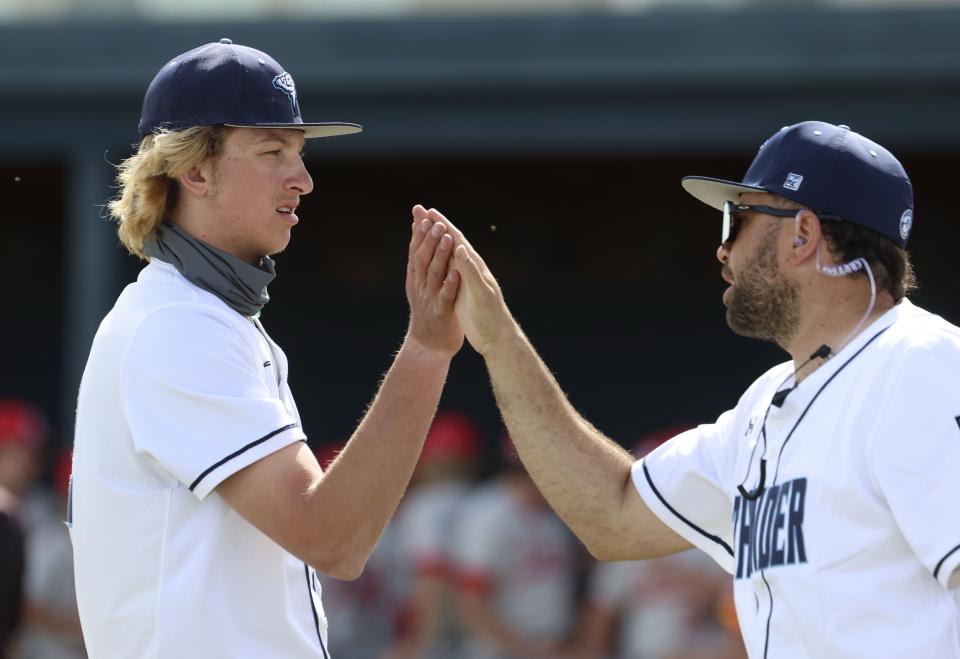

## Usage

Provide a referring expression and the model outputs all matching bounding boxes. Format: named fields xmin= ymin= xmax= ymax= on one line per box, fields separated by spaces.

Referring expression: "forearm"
xmin=309 ymin=335 xmax=452 ymax=575
xmin=482 ymin=322 xmax=636 ymax=558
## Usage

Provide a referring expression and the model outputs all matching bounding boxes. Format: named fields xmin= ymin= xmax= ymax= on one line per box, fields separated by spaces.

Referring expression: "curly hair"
xmin=818 ymin=218 xmax=917 ymax=302
xmin=108 ymin=126 xmax=230 ymax=260
xmin=766 ymin=194 xmax=917 ymax=302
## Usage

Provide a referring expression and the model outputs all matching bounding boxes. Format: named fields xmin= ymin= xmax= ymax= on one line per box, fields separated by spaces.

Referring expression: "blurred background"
xmin=0 ymin=0 xmax=958 ymax=656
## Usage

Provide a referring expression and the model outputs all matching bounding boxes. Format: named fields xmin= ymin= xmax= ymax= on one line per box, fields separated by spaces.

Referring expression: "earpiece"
xmin=818 ymin=259 xmax=865 ymax=277
xmin=793 ymin=212 xmax=806 ymax=247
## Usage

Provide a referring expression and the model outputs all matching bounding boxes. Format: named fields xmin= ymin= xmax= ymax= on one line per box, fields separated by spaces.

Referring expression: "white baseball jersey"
xmin=453 ymin=480 xmax=577 ymax=659
xmin=633 ymin=299 xmax=960 ymax=658
xmin=71 ymin=259 xmax=329 ymax=658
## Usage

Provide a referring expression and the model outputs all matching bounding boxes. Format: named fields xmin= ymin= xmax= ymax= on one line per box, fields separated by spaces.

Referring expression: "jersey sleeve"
xmin=871 ymin=338 xmax=960 ymax=590
xmin=631 ymin=415 xmax=738 ymax=574
xmin=122 ymin=305 xmax=306 ymax=500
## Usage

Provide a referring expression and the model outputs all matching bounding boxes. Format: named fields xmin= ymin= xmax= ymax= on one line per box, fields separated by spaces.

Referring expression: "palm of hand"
xmin=407 ymin=274 xmax=464 ymax=355
xmin=404 ymin=217 xmax=465 ymax=357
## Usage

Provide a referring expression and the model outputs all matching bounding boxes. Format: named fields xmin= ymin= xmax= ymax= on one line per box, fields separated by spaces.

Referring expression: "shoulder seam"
xmin=188 ymin=425 xmax=301 ymax=492
xmin=641 ymin=461 xmax=734 ymax=557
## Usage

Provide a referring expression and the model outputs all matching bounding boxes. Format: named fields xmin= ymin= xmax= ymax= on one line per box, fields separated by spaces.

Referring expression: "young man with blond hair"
xmin=71 ymin=39 xmax=464 ymax=658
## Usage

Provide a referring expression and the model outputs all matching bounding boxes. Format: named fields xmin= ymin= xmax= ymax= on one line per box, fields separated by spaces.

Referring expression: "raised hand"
xmin=410 ymin=205 xmax=515 ymax=357
xmin=405 ymin=209 xmax=464 ymax=357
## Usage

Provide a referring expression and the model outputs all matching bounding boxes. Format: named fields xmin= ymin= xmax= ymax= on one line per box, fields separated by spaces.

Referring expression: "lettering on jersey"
xmin=955 ymin=415 xmax=959 ymax=431
xmin=732 ymin=477 xmax=807 ymax=579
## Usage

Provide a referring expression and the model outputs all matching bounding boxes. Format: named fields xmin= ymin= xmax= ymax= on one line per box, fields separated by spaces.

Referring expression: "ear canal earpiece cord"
xmin=738 ymin=243 xmax=878 ymax=502
xmin=815 ymin=241 xmax=878 ymax=356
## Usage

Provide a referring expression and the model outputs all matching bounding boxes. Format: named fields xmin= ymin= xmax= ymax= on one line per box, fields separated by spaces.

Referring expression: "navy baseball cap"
xmin=682 ymin=121 xmax=914 ymax=247
xmin=138 ymin=38 xmax=362 ymax=140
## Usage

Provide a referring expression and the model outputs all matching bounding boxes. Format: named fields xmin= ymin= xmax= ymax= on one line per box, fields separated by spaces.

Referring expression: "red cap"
xmin=0 ymin=399 xmax=47 ymax=449
xmin=420 ymin=411 xmax=481 ymax=465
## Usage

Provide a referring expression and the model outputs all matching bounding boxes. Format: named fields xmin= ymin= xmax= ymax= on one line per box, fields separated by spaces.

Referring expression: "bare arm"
xmin=415 ymin=206 xmax=690 ymax=561
xmin=218 ymin=213 xmax=464 ymax=579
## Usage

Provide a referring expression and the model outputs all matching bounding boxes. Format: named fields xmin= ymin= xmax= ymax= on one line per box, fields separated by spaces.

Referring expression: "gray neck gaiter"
xmin=143 ymin=221 xmax=276 ymax=317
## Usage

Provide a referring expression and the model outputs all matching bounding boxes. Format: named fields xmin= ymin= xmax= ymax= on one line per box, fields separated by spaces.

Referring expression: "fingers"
xmin=409 ymin=217 xmax=433 ymax=259
xmin=453 ymin=244 xmax=484 ymax=285
xmin=425 ymin=233 xmax=454 ymax=294
xmin=410 ymin=204 xmax=493 ymax=295
xmin=411 ymin=204 xmax=431 ymax=226
xmin=422 ymin=207 xmax=491 ymax=272
xmin=423 ymin=208 xmax=467 ymax=247
xmin=437 ymin=268 xmax=460 ymax=312
xmin=412 ymin=205 xmax=471 ymax=256
xmin=407 ymin=218 xmax=431 ymax=286
xmin=413 ymin=220 xmax=448 ymax=291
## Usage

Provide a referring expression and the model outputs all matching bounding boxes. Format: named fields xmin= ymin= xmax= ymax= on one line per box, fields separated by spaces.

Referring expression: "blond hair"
xmin=108 ymin=126 xmax=230 ymax=259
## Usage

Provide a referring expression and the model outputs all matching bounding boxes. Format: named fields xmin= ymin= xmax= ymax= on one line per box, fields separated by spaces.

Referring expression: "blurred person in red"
xmin=387 ymin=410 xmax=482 ymax=659
xmin=0 ymin=400 xmax=46 ymax=507
xmin=16 ymin=450 xmax=86 ymax=659
xmin=0 ymin=400 xmax=47 ymax=658
xmin=452 ymin=434 xmax=579 ymax=659
xmin=312 ymin=442 xmax=400 ymax=659
xmin=576 ymin=429 xmax=746 ymax=659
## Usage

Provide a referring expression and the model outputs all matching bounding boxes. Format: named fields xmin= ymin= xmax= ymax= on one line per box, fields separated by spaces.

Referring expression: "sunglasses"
xmin=721 ymin=201 xmax=842 ymax=244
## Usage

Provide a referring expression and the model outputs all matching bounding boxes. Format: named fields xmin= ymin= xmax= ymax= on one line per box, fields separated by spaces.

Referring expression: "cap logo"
xmin=899 ymin=209 xmax=913 ymax=240
xmin=272 ymin=72 xmax=300 ymax=118
xmin=783 ymin=173 xmax=804 ymax=191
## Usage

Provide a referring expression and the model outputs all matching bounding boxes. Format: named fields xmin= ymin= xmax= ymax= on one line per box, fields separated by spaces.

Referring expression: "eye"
xmin=730 ymin=214 xmax=746 ymax=241
xmin=263 ymin=149 xmax=281 ymax=156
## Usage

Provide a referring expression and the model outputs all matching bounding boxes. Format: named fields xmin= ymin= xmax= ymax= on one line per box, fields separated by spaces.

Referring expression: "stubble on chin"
xmin=725 ymin=227 xmax=800 ymax=347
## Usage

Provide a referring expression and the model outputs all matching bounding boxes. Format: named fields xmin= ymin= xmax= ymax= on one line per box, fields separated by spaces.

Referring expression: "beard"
xmin=726 ymin=225 xmax=801 ymax=346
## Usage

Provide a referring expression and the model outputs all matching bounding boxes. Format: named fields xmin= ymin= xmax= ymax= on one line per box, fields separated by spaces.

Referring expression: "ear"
xmin=786 ymin=209 xmax=821 ymax=266
xmin=177 ymin=159 xmax=215 ymax=199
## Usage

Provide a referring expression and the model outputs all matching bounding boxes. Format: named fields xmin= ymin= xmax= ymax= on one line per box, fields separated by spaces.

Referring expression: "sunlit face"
xmin=718 ymin=192 xmax=801 ymax=346
xmin=204 ymin=128 xmax=313 ymax=264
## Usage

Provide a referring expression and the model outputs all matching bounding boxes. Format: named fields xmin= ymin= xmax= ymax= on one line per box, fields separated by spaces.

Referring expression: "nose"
xmin=288 ymin=155 xmax=314 ymax=196
xmin=717 ymin=241 xmax=730 ymax=264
